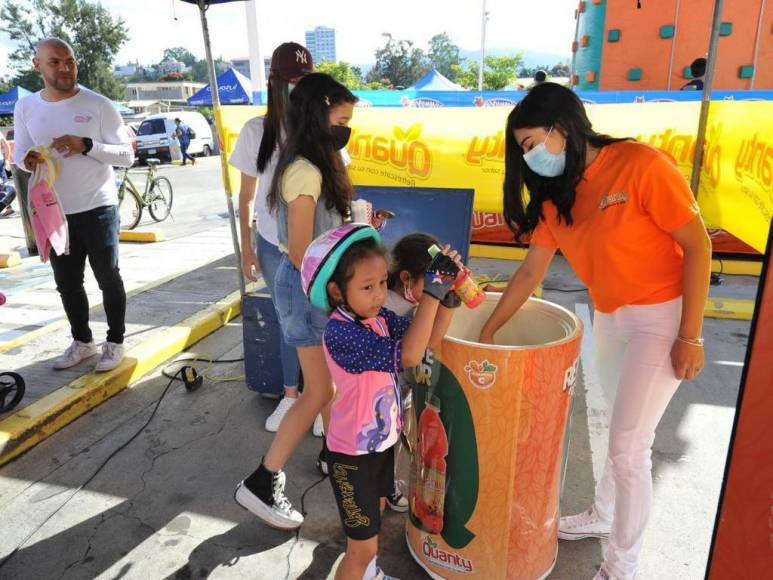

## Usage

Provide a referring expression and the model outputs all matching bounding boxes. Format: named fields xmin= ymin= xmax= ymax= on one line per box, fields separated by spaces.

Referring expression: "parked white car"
xmin=135 ymin=111 xmax=213 ymax=164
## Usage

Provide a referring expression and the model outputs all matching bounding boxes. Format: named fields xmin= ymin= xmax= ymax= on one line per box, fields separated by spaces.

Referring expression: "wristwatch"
xmin=81 ymin=137 xmax=93 ymax=155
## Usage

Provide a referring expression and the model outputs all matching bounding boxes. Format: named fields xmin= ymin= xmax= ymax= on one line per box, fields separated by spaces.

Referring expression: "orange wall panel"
xmin=598 ymin=0 xmax=771 ymax=90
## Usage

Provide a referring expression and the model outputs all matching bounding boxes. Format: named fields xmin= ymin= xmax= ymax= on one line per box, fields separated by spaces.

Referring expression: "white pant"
xmin=591 ymin=298 xmax=683 ymax=579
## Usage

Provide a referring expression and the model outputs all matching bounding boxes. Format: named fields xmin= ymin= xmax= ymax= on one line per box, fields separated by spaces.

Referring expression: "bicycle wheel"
xmin=148 ymin=176 xmax=173 ymax=222
xmin=118 ymin=185 xmax=142 ymax=230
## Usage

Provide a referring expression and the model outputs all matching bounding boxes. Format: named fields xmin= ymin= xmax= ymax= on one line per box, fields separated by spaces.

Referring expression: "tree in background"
xmin=0 ymin=77 xmax=14 ymax=95
xmin=160 ymin=71 xmax=192 ymax=82
xmin=163 ymin=47 xmax=198 ymax=69
xmin=315 ymin=62 xmax=364 ymax=90
xmin=0 ymin=0 xmax=128 ymax=99
xmin=428 ymin=33 xmax=462 ymax=81
xmin=455 ymin=54 xmax=523 ymax=90
xmin=366 ymin=33 xmax=430 ymax=88
xmin=191 ymin=57 xmax=231 ymax=83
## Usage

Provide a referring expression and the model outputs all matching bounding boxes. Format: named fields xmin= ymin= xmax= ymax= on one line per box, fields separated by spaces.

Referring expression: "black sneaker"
xmin=316 ymin=438 xmax=328 ymax=476
xmin=386 ymin=481 xmax=409 ymax=512
xmin=234 ymin=461 xmax=304 ymax=529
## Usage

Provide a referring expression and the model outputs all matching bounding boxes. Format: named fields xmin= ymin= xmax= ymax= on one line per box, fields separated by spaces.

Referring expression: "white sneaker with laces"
xmin=95 ymin=342 xmax=125 ymax=372
xmin=53 ymin=340 xmax=98 ymax=370
xmin=265 ymin=397 xmax=296 ymax=432
xmin=312 ymin=414 xmax=324 ymax=437
xmin=558 ymin=508 xmax=612 ymax=540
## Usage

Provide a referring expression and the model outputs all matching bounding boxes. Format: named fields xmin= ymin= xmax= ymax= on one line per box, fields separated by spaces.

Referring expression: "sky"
xmin=0 ymin=0 xmax=576 ymax=76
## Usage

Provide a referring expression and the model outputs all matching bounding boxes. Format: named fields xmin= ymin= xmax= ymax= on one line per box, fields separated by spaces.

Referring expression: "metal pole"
xmin=750 ymin=0 xmax=766 ymax=89
xmin=689 ymin=0 xmax=724 ymax=196
xmin=198 ymin=0 xmax=246 ymax=294
xmin=245 ymin=0 xmax=265 ymax=100
xmin=666 ymin=0 xmax=682 ymax=91
xmin=477 ymin=0 xmax=487 ymax=91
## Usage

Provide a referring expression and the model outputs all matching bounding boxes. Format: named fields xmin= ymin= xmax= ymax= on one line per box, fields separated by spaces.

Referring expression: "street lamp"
xmin=478 ymin=0 xmax=489 ymax=91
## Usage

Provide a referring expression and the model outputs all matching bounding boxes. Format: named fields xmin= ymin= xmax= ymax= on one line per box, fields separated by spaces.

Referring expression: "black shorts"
xmin=327 ymin=446 xmax=395 ymax=540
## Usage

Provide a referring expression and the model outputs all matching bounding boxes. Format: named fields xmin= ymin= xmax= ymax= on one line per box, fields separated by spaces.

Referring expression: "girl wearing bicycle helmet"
xmin=234 ymin=73 xmax=358 ymax=530
xmin=302 ymin=224 xmax=461 ymax=580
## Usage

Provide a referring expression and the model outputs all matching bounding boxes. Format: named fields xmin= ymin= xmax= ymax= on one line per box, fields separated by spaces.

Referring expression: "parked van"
xmin=135 ymin=112 xmax=213 ymax=164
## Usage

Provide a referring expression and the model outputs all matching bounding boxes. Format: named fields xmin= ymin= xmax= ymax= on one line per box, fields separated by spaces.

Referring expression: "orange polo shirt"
xmin=531 ymin=141 xmax=700 ymax=313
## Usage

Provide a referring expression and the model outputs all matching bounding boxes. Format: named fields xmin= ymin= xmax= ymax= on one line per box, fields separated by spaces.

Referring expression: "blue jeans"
xmin=49 ymin=205 xmax=126 ymax=344
xmin=257 ymin=234 xmax=300 ymax=388
xmin=273 ymin=252 xmax=329 ymax=348
xmin=179 ymin=139 xmax=195 ymax=164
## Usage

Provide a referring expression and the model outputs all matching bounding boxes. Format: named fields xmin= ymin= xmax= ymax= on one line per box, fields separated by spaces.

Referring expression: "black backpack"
xmin=186 ymin=126 xmax=196 ymax=139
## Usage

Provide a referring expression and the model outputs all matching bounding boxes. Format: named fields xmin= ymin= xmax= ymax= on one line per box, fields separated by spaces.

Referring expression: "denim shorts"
xmin=273 ymin=252 xmax=329 ymax=348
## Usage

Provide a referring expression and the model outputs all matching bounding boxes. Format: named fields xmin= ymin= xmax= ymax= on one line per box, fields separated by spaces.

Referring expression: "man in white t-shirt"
xmin=14 ymin=38 xmax=134 ymax=372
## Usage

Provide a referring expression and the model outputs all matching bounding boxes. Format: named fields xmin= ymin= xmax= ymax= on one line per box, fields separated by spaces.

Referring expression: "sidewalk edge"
xmin=0 ymin=290 xmax=242 ymax=466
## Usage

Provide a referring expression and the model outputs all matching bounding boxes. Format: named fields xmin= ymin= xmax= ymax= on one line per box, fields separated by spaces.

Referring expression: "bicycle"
xmin=117 ymin=158 xmax=173 ymax=230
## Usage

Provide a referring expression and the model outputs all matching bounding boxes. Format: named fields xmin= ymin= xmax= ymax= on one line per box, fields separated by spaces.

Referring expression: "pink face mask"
xmin=403 ymin=282 xmax=419 ymax=305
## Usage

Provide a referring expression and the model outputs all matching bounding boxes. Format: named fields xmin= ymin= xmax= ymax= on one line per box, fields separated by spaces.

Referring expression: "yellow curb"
xmin=0 ymin=269 xmax=196 ymax=354
xmin=0 ymin=252 xmax=21 ymax=268
xmin=711 ymin=259 xmax=761 ymax=277
xmin=0 ymin=290 xmax=243 ymax=467
xmin=470 ymin=244 xmax=528 ymax=261
xmin=119 ymin=230 xmax=165 ymax=243
xmin=704 ymin=297 xmax=755 ymax=320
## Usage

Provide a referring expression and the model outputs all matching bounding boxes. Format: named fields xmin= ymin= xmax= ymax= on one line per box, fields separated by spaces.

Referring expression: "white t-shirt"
xmin=229 ymin=116 xmax=280 ymax=246
xmin=13 ymin=86 xmax=134 ymax=215
xmin=229 ymin=116 xmax=353 ymax=248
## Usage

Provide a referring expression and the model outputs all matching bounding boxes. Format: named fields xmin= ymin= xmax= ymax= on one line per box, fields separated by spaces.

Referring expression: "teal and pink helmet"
xmin=301 ymin=223 xmax=382 ymax=311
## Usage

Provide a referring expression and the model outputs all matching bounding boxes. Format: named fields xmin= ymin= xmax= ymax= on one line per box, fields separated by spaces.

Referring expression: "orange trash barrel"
xmin=406 ymin=294 xmax=583 ymax=579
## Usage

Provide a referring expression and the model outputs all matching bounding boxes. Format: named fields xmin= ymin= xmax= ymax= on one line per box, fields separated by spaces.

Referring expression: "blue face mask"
xmin=523 ymin=127 xmax=566 ymax=177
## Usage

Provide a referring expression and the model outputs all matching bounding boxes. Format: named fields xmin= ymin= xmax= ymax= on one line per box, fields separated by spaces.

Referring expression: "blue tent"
xmin=0 ymin=86 xmax=32 ymax=115
xmin=187 ymin=67 xmax=253 ymax=106
xmin=408 ymin=69 xmax=465 ymax=91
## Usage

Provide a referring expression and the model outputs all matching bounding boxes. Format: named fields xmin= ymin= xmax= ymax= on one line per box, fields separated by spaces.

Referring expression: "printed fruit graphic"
xmin=464 ymin=360 xmax=497 ymax=389
xmin=413 ymin=397 xmax=448 ymax=534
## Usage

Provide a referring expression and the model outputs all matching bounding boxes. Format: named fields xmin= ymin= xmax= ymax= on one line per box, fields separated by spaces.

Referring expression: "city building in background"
xmin=305 ymin=26 xmax=336 ymax=63
xmin=231 ymin=57 xmax=272 ymax=81
xmin=125 ymin=81 xmax=205 ymax=107
xmin=571 ymin=0 xmax=772 ymax=90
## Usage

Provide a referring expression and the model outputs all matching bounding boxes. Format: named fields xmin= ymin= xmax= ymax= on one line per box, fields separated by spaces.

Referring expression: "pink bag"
xmin=28 ymin=147 xmax=68 ymax=263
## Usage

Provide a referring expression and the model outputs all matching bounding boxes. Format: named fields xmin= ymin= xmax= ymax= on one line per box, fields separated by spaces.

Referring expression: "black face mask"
xmin=331 ymin=125 xmax=352 ymax=150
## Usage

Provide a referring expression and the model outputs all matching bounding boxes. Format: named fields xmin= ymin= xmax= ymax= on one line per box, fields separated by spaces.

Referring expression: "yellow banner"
xmin=696 ymin=101 xmax=773 ymax=253
xmin=221 ymin=101 xmax=772 ymax=252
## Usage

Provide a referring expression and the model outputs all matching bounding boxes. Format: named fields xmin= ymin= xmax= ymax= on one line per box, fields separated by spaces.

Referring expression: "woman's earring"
xmin=324 ymin=96 xmax=331 ymax=106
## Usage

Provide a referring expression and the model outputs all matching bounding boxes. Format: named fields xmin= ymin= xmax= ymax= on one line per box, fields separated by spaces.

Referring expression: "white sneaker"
xmin=558 ymin=508 xmax=612 ymax=540
xmin=592 ymin=564 xmax=621 ymax=580
xmin=95 ymin=342 xmax=125 ymax=372
xmin=312 ymin=414 xmax=324 ymax=437
xmin=53 ymin=340 xmax=98 ymax=370
xmin=265 ymin=397 xmax=296 ymax=432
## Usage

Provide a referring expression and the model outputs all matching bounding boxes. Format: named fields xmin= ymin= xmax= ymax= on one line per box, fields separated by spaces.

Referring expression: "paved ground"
xmin=0 ymin=152 xmax=758 ymax=579
xmin=0 ymin=252 xmax=753 ymax=580
xmin=0 ymin=157 xmax=236 ymax=345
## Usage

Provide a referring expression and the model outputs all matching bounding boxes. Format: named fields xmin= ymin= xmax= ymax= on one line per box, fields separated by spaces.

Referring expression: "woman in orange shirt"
xmin=480 ymin=83 xmax=711 ymax=580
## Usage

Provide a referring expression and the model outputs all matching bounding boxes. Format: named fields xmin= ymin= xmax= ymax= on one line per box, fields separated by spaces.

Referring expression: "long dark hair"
xmin=503 ymin=82 xmax=628 ymax=239
xmin=256 ymin=73 xmax=291 ymax=173
xmin=268 ymin=73 xmax=358 ymax=218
